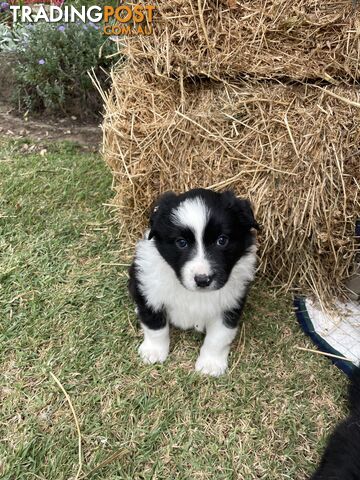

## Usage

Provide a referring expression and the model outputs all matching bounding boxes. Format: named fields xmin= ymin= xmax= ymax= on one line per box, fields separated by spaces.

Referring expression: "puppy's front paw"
xmin=138 ymin=341 xmax=169 ymax=365
xmin=195 ymin=354 xmax=228 ymax=377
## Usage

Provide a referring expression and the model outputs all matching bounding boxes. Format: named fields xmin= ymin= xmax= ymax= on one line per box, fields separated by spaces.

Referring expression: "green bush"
xmin=13 ymin=22 xmax=120 ymax=117
xmin=0 ymin=23 xmax=30 ymax=52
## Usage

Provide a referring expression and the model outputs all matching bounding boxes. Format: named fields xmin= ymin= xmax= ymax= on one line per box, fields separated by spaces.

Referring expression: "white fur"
xmin=138 ymin=324 xmax=170 ymax=364
xmin=195 ymin=321 xmax=238 ymax=376
xmin=172 ymin=198 xmax=212 ymax=290
xmin=135 ymin=236 xmax=257 ymax=375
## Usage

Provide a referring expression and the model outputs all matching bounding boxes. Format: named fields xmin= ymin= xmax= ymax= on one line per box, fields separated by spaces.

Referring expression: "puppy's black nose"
xmin=194 ymin=274 xmax=212 ymax=288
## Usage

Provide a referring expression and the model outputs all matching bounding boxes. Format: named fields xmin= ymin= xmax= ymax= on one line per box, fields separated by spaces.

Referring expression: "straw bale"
xmin=103 ymin=65 xmax=360 ymax=300
xmin=124 ymin=0 xmax=360 ymax=81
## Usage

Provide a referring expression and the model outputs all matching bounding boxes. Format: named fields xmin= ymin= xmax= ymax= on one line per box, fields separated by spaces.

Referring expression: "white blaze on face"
xmin=172 ymin=197 xmax=212 ymax=290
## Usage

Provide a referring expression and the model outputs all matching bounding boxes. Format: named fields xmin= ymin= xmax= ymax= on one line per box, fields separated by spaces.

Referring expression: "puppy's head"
xmin=148 ymin=189 xmax=258 ymax=291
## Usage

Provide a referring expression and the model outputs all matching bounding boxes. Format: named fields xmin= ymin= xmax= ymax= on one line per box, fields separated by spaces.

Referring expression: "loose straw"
xmin=295 ymin=346 xmax=353 ymax=363
xmin=82 ymin=448 xmax=129 ymax=478
xmin=50 ymin=372 xmax=83 ymax=480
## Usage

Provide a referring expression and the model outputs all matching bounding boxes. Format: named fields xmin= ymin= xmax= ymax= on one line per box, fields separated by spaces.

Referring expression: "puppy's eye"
xmin=176 ymin=238 xmax=188 ymax=249
xmin=216 ymin=235 xmax=229 ymax=247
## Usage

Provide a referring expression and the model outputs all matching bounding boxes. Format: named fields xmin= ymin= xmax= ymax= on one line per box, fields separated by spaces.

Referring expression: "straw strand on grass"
xmin=50 ymin=372 xmax=83 ymax=480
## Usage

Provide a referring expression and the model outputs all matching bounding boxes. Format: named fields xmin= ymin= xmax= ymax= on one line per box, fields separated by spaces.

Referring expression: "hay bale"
xmin=103 ymin=65 xmax=360 ymax=300
xmin=124 ymin=0 xmax=360 ymax=81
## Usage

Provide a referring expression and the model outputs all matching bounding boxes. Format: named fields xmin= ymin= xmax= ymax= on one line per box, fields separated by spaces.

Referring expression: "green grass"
xmin=0 ymin=137 xmax=347 ymax=480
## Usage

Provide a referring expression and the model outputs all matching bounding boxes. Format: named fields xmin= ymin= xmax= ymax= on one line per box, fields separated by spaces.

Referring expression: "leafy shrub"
xmin=13 ymin=22 xmax=120 ymax=117
xmin=0 ymin=23 xmax=30 ymax=52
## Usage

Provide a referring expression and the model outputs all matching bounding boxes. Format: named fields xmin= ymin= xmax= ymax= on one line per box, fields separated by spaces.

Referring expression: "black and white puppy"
xmin=128 ymin=188 xmax=259 ymax=376
xmin=310 ymin=367 xmax=360 ymax=479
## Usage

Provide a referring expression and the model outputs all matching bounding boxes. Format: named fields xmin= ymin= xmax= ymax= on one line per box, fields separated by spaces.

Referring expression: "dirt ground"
xmin=0 ymin=100 xmax=102 ymax=151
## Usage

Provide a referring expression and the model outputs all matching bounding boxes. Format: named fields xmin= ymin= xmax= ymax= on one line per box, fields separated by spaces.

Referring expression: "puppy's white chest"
xmin=169 ymin=314 xmax=206 ymax=332
xmin=166 ymin=302 xmax=209 ymax=332
xmin=163 ymin=286 xmax=224 ymax=332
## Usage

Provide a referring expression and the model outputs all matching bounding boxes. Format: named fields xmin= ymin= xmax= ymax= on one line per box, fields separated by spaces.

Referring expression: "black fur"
xmin=310 ymin=367 xmax=360 ymax=480
xmin=223 ymin=293 xmax=249 ymax=328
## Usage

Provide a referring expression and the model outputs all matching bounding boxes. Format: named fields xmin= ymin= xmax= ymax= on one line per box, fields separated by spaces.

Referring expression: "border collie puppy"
xmin=128 ymin=188 xmax=259 ymax=376
xmin=310 ymin=367 xmax=360 ymax=479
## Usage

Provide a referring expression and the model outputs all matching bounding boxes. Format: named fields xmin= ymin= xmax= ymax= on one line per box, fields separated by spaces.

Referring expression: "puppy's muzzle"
xmin=194 ymin=274 xmax=213 ymax=288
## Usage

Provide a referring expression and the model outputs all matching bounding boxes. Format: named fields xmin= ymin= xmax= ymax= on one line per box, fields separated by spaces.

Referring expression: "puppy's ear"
xmin=222 ymin=190 xmax=260 ymax=231
xmin=148 ymin=191 xmax=177 ymax=240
